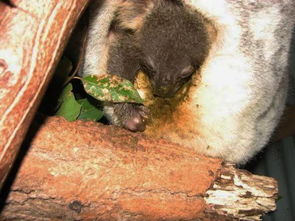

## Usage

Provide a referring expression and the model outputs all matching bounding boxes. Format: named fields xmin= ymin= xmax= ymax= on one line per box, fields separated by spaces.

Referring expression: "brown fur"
xmin=104 ymin=0 xmax=213 ymax=132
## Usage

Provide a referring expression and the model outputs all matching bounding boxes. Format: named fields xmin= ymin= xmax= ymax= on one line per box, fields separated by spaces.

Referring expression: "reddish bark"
xmin=0 ymin=117 xmax=277 ymax=220
xmin=0 ymin=1 xmax=280 ymax=219
xmin=0 ymin=0 xmax=89 ymax=186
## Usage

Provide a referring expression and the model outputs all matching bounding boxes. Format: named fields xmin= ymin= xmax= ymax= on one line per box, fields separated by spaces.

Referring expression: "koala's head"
xmin=138 ymin=1 xmax=210 ymax=98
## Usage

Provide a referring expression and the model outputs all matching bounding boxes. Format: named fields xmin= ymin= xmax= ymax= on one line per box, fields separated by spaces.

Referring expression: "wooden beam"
xmin=0 ymin=0 xmax=89 ymax=186
xmin=0 ymin=116 xmax=277 ymax=220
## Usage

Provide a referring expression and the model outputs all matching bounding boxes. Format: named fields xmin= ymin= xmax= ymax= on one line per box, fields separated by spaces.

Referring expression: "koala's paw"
xmin=113 ymin=103 xmax=149 ymax=132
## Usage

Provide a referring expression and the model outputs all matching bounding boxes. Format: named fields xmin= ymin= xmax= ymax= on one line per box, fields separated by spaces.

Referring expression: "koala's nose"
xmin=153 ymin=86 xmax=174 ymax=98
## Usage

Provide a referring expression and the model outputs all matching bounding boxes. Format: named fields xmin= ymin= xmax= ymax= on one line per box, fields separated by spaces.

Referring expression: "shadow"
xmin=0 ymin=1 xmax=96 ymax=213
xmin=244 ymin=25 xmax=295 ymax=221
xmin=0 ymin=114 xmax=47 ymax=212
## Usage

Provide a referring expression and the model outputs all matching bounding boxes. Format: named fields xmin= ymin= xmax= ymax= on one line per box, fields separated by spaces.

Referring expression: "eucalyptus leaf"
xmin=80 ymin=75 xmax=143 ymax=104
xmin=77 ymin=98 xmax=104 ymax=121
xmin=56 ymin=83 xmax=81 ymax=121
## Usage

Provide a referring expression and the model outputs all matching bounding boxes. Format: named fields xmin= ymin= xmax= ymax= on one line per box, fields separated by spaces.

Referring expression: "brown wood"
xmin=0 ymin=116 xmax=277 ymax=220
xmin=0 ymin=0 xmax=89 ymax=186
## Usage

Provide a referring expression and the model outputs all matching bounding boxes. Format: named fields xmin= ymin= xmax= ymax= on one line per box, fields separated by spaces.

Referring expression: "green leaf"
xmin=56 ymin=83 xmax=81 ymax=121
xmin=80 ymin=74 xmax=143 ymax=104
xmin=77 ymin=98 xmax=104 ymax=121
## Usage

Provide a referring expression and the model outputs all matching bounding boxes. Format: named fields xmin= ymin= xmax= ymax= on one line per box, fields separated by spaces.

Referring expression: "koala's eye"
xmin=141 ymin=56 xmax=156 ymax=76
xmin=179 ymin=65 xmax=195 ymax=79
xmin=141 ymin=63 xmax=155 ymax=77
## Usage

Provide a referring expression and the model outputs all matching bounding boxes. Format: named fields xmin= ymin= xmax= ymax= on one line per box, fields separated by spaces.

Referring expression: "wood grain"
xmin=0 ymin=116 xmax=277 ymax=220
xmin=0 ymin=0 xmax=89 ymax=186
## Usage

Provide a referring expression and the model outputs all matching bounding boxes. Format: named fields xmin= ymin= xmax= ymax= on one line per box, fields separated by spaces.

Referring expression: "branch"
xmin=0 ymin=116 xmax=277 ymax=220
xmin=0 ymin=0 xmax=89 ymax=186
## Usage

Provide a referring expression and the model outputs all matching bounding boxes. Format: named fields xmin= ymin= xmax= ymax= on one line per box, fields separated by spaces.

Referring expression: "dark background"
xmin=246 ymin=27 xmax=295 ymax=221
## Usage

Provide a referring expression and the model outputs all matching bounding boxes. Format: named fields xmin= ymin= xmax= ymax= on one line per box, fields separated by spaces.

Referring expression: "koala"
xmin=83 ymin=0 xmax=211 ymax=132
xmin=82 ymin=0 xmax=295 ymax=164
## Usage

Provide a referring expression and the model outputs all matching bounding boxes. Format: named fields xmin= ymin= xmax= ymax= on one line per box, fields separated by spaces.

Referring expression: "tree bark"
xmin=0 ymin=1 xmax=280 ymax=219
xmin=0 ymin=0 xmax=89 ymax=186
xmin=0 ymin=116 xmax=277 ymax=220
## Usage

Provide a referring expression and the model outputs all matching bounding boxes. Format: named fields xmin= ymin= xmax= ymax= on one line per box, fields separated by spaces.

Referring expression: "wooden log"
xmin=0 ymin=0 xmax=89 ymax=186
xmin=0 ymin=116 xmax=277 ymax=220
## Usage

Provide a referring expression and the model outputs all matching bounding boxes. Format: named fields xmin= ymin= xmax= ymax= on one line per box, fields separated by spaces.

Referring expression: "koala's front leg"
xmin=106 ymin=34 xmax=149 ymax=132
xmin=110 ymin=103 xmax=149 ymax=132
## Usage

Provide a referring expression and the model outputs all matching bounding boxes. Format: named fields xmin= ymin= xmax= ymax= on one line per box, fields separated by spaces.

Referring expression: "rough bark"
xmin=0 ymin=0 xmax=89 ymax=186
xmin=0 ymin=116 xmax=277 ymax=220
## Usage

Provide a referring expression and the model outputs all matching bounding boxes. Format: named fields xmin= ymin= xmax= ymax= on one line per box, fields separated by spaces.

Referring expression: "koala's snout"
xmin=152 ymin=85 xmax=179 ymax=98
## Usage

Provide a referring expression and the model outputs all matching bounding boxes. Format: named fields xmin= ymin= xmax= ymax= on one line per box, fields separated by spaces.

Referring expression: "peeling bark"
xmin=205 ymin=165 xmax=277 ymax=220
xmin=0 ymin=0 xmax=89 ymax=186
xmin=0 ymin=116 xmax=277 ymax=220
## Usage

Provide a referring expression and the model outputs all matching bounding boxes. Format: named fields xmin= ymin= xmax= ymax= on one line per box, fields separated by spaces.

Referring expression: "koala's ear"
xmin=114 ymin=1 xmax=155 ymax=31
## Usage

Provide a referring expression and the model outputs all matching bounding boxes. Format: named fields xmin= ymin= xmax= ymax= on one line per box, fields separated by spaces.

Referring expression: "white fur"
xmin=82 ymin=0 xmax=295 ymax=164
xmin=183 ymin=0 xmax=294 ymax=163
xmin=82 ymin=0 xmax=119 ymax=76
